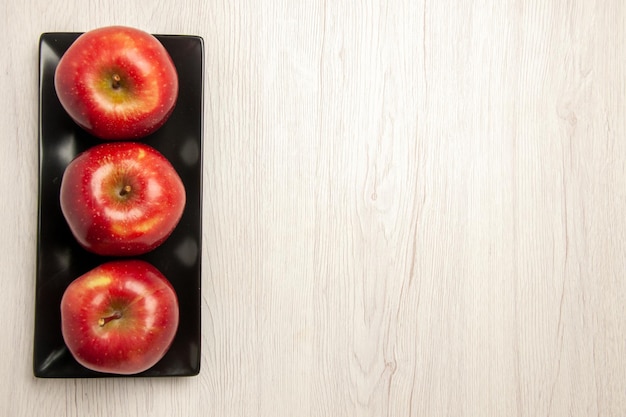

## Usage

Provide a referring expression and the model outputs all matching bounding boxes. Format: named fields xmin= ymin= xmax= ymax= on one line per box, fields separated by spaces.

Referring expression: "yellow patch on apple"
xmin=85 ymin=275 xmax=112 ymax=289
xmin=110 ymin=216 xmax=162 ymax=237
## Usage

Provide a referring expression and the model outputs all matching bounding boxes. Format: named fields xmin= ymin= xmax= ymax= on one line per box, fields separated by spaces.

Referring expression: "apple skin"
xmin=54 ymin=26 xmax=178 ymax=140
xmin=60 ymin=142 xmax=186 ymax=256
xmin=61 ymin=260 xmax=179 ymax=375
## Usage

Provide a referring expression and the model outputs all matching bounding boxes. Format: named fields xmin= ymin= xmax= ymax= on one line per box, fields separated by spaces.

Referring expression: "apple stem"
xmin=119 ymin=185 xmax=132 ymax=196
xmin=111 ymin=74 xmax=122 ymax=89
xmin=98 ymin=311 xmax=122 ymax=327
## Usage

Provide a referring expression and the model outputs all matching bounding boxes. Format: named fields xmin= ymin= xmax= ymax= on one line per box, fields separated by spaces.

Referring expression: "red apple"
xmin=54 ymin=26 xmax=178 ymax=140
xmin=61 ymin=260 xmax=179 ymax=374
xmin=60 ymin=142 xmax=186 ymax=256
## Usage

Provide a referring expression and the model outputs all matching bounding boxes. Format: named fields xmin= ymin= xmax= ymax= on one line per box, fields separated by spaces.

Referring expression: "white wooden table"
xmin=1 ymin=1 xmax=625 ymax=416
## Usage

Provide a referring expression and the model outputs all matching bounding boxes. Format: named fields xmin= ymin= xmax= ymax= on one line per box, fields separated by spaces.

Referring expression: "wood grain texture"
xmin=1 ymin=0 xmax=625 ymax=416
